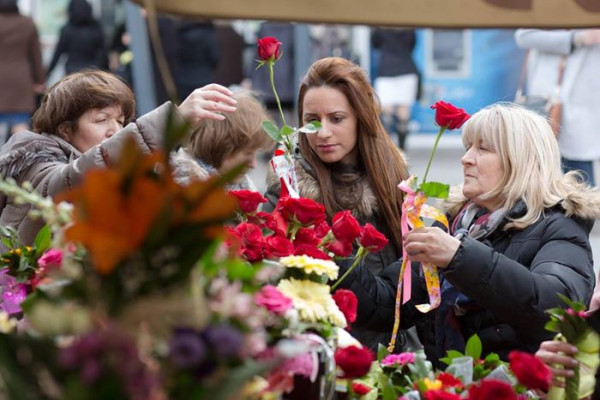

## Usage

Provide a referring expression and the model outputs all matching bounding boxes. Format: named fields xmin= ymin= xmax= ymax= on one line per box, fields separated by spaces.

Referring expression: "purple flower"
xmin=0 ymin=269 xmax=27 ymax=315
xmin=169 ymin=328 xmax=207 ymax=368
xmin=203 ymin=324 xmax=244 ymax=359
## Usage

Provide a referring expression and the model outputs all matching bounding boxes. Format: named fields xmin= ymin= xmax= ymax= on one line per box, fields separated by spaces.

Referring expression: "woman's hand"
xmin=586 ymin=286 xmax=600 ymax=316
xmin=403 ymin=227 xmax=461 ymax=268
xmin=177 ymin=83 xmax=237 ymax=126
xmin=535 ymin=340 xmax=578 ymax=388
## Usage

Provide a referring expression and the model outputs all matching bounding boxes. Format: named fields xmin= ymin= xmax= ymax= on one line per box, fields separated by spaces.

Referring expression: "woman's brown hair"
xmin=32 ymin=69 xmax=135 ymax=141
xmin=297 ymin=57 xmax=409 ymax=249
xmin=186 ymin=91 xmax=274 ymax=168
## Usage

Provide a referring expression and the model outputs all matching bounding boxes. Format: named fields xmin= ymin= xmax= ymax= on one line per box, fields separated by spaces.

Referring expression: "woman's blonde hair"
xmin=186 ymin=91 xmax=274 ymax=168
xmin=450 ymin=102 xmax=592 ymax=229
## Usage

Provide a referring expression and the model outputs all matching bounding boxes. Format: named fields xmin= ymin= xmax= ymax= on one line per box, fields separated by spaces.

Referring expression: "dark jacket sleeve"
xmin=444 ymin=214 xmax=595 ymax=342
xmin=47 ymin=27 xmax=68 ymax=77
xmin=333 ymin=257 xmax=430 ymax=332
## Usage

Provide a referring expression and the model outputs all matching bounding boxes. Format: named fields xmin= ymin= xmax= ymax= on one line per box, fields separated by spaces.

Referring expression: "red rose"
xmin=314 ymin=221 xmax=331 ymax=239
xmin=467 ymin=379 xmax=517 ymax=400
xmin=430 ymin=101 xmax=470 ymax=130
xmin=437 ymin=372 xmax=463 ymax=389
xmin=257 ymin=36 xmax=282 ymax=62
xmin=332 ymin=289 xmax=358 ymax=324
xmin=508 ymin=350 xmax=552 ymax=392
xmin=293 ymin=244 xmax=331 ymax=260
xmin=331 ymin=211 xmax=361 ymax=243
xmin=358 ymin=224 xmax=388 ymax=252
xmin=424 ymin=390 xmax=461 ymax=400
xmin=351 ymin=382 xmax=371 ymax=396
xmin=293 ymin=227 xmax=320 ymax=247
xmin=326 ymin=239 xmax=353 ymax=257
xmin=334 ymin=345 xmax=374 ymax=379
xmin=266 ymin=235 xmax=294 ymax=258
xmin=277 ymin=197 xmax=326 ymax=226
xmin=235 ymin=222 xmax=266 ymax=262
xmin=230 ymin=190 xmax=267 ymax=214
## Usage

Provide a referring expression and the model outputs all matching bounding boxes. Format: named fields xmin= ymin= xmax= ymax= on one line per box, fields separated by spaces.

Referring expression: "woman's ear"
xmin=56 ymin=122 xmax=73 ymax=142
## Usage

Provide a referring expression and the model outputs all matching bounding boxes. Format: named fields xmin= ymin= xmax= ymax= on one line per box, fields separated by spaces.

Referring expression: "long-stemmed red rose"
xmin=423 ymin=101 xmax=470 ymax=184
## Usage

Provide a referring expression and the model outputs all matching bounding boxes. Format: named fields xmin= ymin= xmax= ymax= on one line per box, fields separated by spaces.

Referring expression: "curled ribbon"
xmin=389 ymin=177 xmax=448 ymax=352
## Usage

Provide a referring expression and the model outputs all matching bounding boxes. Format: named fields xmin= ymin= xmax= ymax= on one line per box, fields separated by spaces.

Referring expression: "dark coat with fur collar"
xmin=0 ymin=103 xmax=177 ymax=248
xmin=339 ymin=199 xmax=597 ymax=365
xmin=265 ymin=158 xmax=422 ymax=352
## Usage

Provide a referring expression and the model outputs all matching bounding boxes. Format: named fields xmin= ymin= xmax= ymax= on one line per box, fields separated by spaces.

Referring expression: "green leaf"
xmin=33 ymin=225 xmax=51 ymax=257
xmin=377 ymin=343 xmax=390 ymax=361
xmin=382 ymin=379 xmax=397 ymax=400
xmin=262 ymin=120 xmax=283 ymax=142
xmin=465 ymin=334 xmax=482 ymax=360
xmin=418 ymin=181 xmax=450 ymax=199
xmin=280 ymin=125 xmax=295 ymax=136
xmin=298 ymin=121 xmax=321 ymax=134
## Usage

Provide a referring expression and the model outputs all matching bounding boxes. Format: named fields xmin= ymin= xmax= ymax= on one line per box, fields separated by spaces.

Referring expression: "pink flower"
xmin=37 ymin=249 xmax=63 ymax=269
xmin=281 ymin=352 xmax=314 ymax=378
xmin=381 ymin=352 xmax=416 ymax=367
xmin=255 ymin=285 xmax=293 ymax=315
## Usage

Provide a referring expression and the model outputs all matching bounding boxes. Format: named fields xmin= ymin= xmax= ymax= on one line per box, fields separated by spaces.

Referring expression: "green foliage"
xmin=262 ymin=120 xmax=282 ymax=142
xmin=418 ymin=181 xmax=450 ymax=199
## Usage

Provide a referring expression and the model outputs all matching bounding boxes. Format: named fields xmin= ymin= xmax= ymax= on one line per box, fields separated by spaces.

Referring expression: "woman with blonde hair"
xmin=344 ymin=103 xmax=598 ymax=364
xmin=265 ymin=57 xmax=416 ymax=352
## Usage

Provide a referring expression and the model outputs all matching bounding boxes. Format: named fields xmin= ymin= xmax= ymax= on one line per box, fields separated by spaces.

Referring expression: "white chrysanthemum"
xmin=277 ymin=279 xmax=346 ymax=328
xmin=279 ymin=255 xmax=339 ymax=280
xmin=0 ymin=311 xmax=17 ymax=334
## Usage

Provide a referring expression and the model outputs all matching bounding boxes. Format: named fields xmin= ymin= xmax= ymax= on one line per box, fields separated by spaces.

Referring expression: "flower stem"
xmin=422 ymin=126 xmax=446 ymax=184
xmin=268 ymin=61 xmax=293 ymax=153
xmin=331 ymin=246 xmax=366 ymax=291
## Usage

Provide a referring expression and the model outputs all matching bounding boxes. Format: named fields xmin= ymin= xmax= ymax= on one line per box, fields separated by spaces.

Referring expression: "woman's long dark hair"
xmin=297 ymin=57 xmax=409 ymax=249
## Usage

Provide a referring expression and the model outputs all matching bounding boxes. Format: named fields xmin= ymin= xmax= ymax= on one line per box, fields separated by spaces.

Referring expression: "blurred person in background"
xmin=176 ymin=19 xmax=219 ymax=100
xmin=46 ymin=0 xmax=108 ymax=78
xmin=0 ymin=0 xmax=44 ymax=138
xmin=372 ymin=27 xmax=419 ymax=150
xmin=515 ymin=29 xmax=600 ymax=186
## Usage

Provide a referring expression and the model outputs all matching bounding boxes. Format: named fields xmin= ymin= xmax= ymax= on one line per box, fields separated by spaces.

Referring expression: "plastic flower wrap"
xmin=545 ymin=295 xmax=600 ymax=400
xmin=389 ymin=101 xmax=470 ymax=352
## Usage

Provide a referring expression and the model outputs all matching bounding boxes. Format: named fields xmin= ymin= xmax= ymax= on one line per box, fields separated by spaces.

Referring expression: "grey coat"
xmin=0 ymin=102 xmax=178 ymax=247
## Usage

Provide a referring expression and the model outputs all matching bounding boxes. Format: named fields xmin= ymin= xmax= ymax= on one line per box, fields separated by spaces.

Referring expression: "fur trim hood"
xmin=0 ymin=133 xmax=73 ymax=180
xmin=267 ymin=157 xmax=379 ymax=222
xmin=444 ymin=183 xmax=600 ymax=224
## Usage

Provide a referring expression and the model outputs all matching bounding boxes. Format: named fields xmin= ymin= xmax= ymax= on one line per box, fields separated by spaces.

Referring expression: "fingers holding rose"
xmin=535 ymin=340 xmax=578 ymax=387
xmin=403 ymin=227 xmax=461 ymax=268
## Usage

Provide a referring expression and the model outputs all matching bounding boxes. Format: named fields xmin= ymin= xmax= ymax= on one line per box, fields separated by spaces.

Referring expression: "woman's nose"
xmin=106 ymin=120 xmax=120 ymax=137
xmin=316 ymin=121 xmax=331 ymax=138
xmin=461 ymin=147 xmax=474 ymax=165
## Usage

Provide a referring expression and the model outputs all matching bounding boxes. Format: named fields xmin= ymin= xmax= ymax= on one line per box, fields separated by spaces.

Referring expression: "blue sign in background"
xmin=373 ymin=29 xmax=526 ymax=134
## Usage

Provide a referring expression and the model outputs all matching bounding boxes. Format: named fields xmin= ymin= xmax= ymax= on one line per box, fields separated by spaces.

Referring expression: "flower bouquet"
xmin=389 ymin=101 xmax=471 ymax=351
xmin=227 ymin=188 xmax=390 ymax=398
xmin=545 ymin=296 xmax=600 ymax=400
xmin=0 ymin=114 xmax=305 ymax=400
xmin=343 ymin=335 xmax=551 ymax=400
